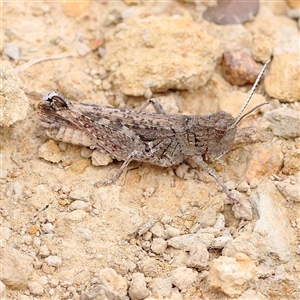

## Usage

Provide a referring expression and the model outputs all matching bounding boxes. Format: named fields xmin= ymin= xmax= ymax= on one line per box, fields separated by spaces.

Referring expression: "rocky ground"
xmin=1 ymin=1 xmax=300 ymax=299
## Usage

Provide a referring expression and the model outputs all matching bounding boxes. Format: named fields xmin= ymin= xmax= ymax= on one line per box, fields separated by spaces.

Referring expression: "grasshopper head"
xmin=206 ymin=111 xmax=237 ymax=160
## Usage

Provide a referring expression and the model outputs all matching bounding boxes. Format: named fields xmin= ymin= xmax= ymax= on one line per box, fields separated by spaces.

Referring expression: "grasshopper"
xmin=38 ymin=59 xmax=270 ymax=205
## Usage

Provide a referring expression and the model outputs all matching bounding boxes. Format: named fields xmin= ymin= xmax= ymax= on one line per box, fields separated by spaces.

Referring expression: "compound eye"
xmin=214 ymin=119 xmax=227 ymax=139
xmin=43 ymin=92 xmax=69 ymax=110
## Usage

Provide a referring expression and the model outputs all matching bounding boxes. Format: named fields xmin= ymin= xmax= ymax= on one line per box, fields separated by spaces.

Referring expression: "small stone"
xmin=81 ymin=147 xmax=93 ymax=159
xmin=151 ymin=238 xmax=168 ymax=255
xmin=28 ymin=281 xmax=44 ymax=296
xmin=264 ymin=107 xmax=300 ymax=138
xmin=41 ymin=223 xmax=55 ymax=233
xmin=128 ymin=273 xmax=150 ymax=300
xmin=187 ymin=242 xmax=209 ymax=270
xmin=44 ymin=256 xmax=62 ymax=268
xmin=276 ymin=174 xmax=300 ymax=202
xmin=0 ymin=245 xmax=33 ymax=289
xmin=150 ymin=223 xmax=166 ymax=239
xmin=69 ymin=200 xmax=91 ymax=212
xmin=3 ymin=43 xmax=20 ymax=60
xmin=208 ymin=253 xmax=257 ymax=297
xmin=27 ymin=225 xmax=39 ymax=235
xmin=171 ymin=267 xmax=198 ymax=290
xmin=61 ymin=1 xmax=90 ymax=17
xmin=164 ymin=224 xmax=180 ymax=238
xmin=38 ymin=140 xmax=62 ymax=163
xmin=61 ymin=159 xmax=72 ymax=167
xmin=39 ymin=245 xmax=50 ymax=258
xmin=265 ymin=53 xmax=300 ymax=102
xmin=0 ymin=227 xmax=11 ymax=240
xmin=237 ymin=181 xmax=249 ymax=193
xmin=251 ymin=34 xmax=273 ymax=63
xmin=138 ymin=257 xmax=159 ymax=277
xmin=150 ymin=277 xmax=172 ymax=298
xmin=0 ymin=61 xmax=29 ymax=127
xmin=69 ymin=189 xmax=91 ymax=201
xmin=245 ymin=144 xmax=283 ymax=182
xmin=222 ymin=50 xmax=262 ymax=86
xmin=99 ymin=268 xmax=128 ymax=297
xmin=91 ymin=150 xmax=113 ymax=166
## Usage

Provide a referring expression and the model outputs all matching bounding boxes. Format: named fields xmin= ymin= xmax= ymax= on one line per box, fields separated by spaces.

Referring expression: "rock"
xmin=0 ymin=60 xmax=29 ymax=127
xmin=38 ymin=140 xmax=63 ymax=163
xmin=44 ymin=256 xmax=62 ymax=268
xmin=222 ymin=50 xmax=263 ymax=86
xmin=168 ymin=234 xmax=208 ymax=251
xmin=138 ymin=257 xmax=159 ymax=277
xmin=150 ymin=277 xmax=172 ymax=298
xmin=0 ymin=245 xmax=33 ymax=289
xmin=244 ymin=144 xmax=283 ymax=182
xmin=264 ymin=107 xmax=300 ymax=138
xmin=171 ymin=267 xmax=198 ymax=290
xmin=69 ymin=189 xmax=91 ymax=201
xmin=103 ymin=14 xmax=220 ymax=96
xmin=276 ymin=173 xmax=300 ymax=202
xmin=265 ymin=53 xmax=300 ymax=102
xmin=164 ymin=224 xmax=181 ymax=238
xmin=219 ymin=91 xmax=265 ymax=120
xmin=251 ymin=34 xmax=273 ymax=63
xmin=282 ymin=146 xmax=300 ymax=175
xmin=99 ymin=268 xmax=128 ymax=297
xmin=208 ymin=253 xmax=257 ymax=297
xmin=203 ymin=1 xmax=259 ymax=25
xmin=151 ymin=238 xmax=167 ymax=255
xmin=128 ymin=273 xmax=150 ymax=300
xmin=41 ymin=223 xmax=55 ymax=233
xmin=223 ymin=232 xmax=268 ymax=264
xmin=150 ymin=222 xmax=167 ymax=239
xmin=28 ymin=281 xmax=44 ymax=296
xmin=61 ymin=1 xmax=90 ymax=18
xmin=186 ymin=242 xmax=209 ymax=270
xmin=91 ymin=150 xmax=113 ymax=166
xmin=3 ymin=43 xmax=20 ymax=60
xmin=250 ymin=180 xmax=294 ymax=263
xmin=69 ymin=200 xmax=91 ymax=212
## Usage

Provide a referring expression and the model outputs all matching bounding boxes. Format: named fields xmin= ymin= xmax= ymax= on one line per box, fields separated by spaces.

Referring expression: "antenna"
xmin=235 ymin=58 xmax=271 ymax=125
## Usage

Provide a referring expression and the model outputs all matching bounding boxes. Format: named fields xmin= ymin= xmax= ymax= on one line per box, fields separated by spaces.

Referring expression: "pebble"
xmin=99 ymin=268 xmax=128 ymax=297
xmin=265 ymin=53 xmax=300 ymax=102
xmin=250 ymin=180 xmax=293 ymax=263
xmin=138 ymin=257 xmax=159 ymax=277
xmin=244 ymin=144 xmax=283 ymax=182
xmin=28 ymin=281 xmax=44 ymax=296
xmin=39 ymin=245 xmax=50 ymax=258
xmin=69 ymin=189 xmax=91 ymax=201
xmin=3 ymin=43 xmax=20 ymax=60
xmin=150 ymin=277 xmax=172 ymax=298
xmin=1 ymin=61 xmax=29 ymax=127
xmin=0 ymin=245 xmax=33 ymax=289
xmin=44 ymin=255 xmax=62 ymax=268
xmin=0 ymin=227 xmax=11 ymax=240
xmin=237 ymin=181 xmax=250 ymax=193
xmin=186 ymin=242 xmax=209 ymax=270
xmin=41 ymin=223 xmax=55 ymax=233
xmin=208 ymin=253 xmax=257 ymax=297
xmin=171 ymin=267 xmax=198 ymax=290
xmin=103 ymin=15 xmax=219 ymax=96
xmin=222 ymin=50 xmax=263 ymax=86
xmin=38 ymin=140 xmax=63 ymax=163
xmin=128 ymin=273 xmax=150 ymax=300
xmin=276 ymin=173 xmax=300 ymax=202
xmin=151 ymin=238 xmax=167 ymax=255
xmin=164 ymin=224 xmax=181 ymax=238
xmin=264 ymin=107 xmax=300 ymax=138
xmin=69 ymin=200 xmax=91 ymax=212
xmin=150 ymin=223 xmax=167 ymax=239
xmin=91 ymin=150 xmax=113 ymax=166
